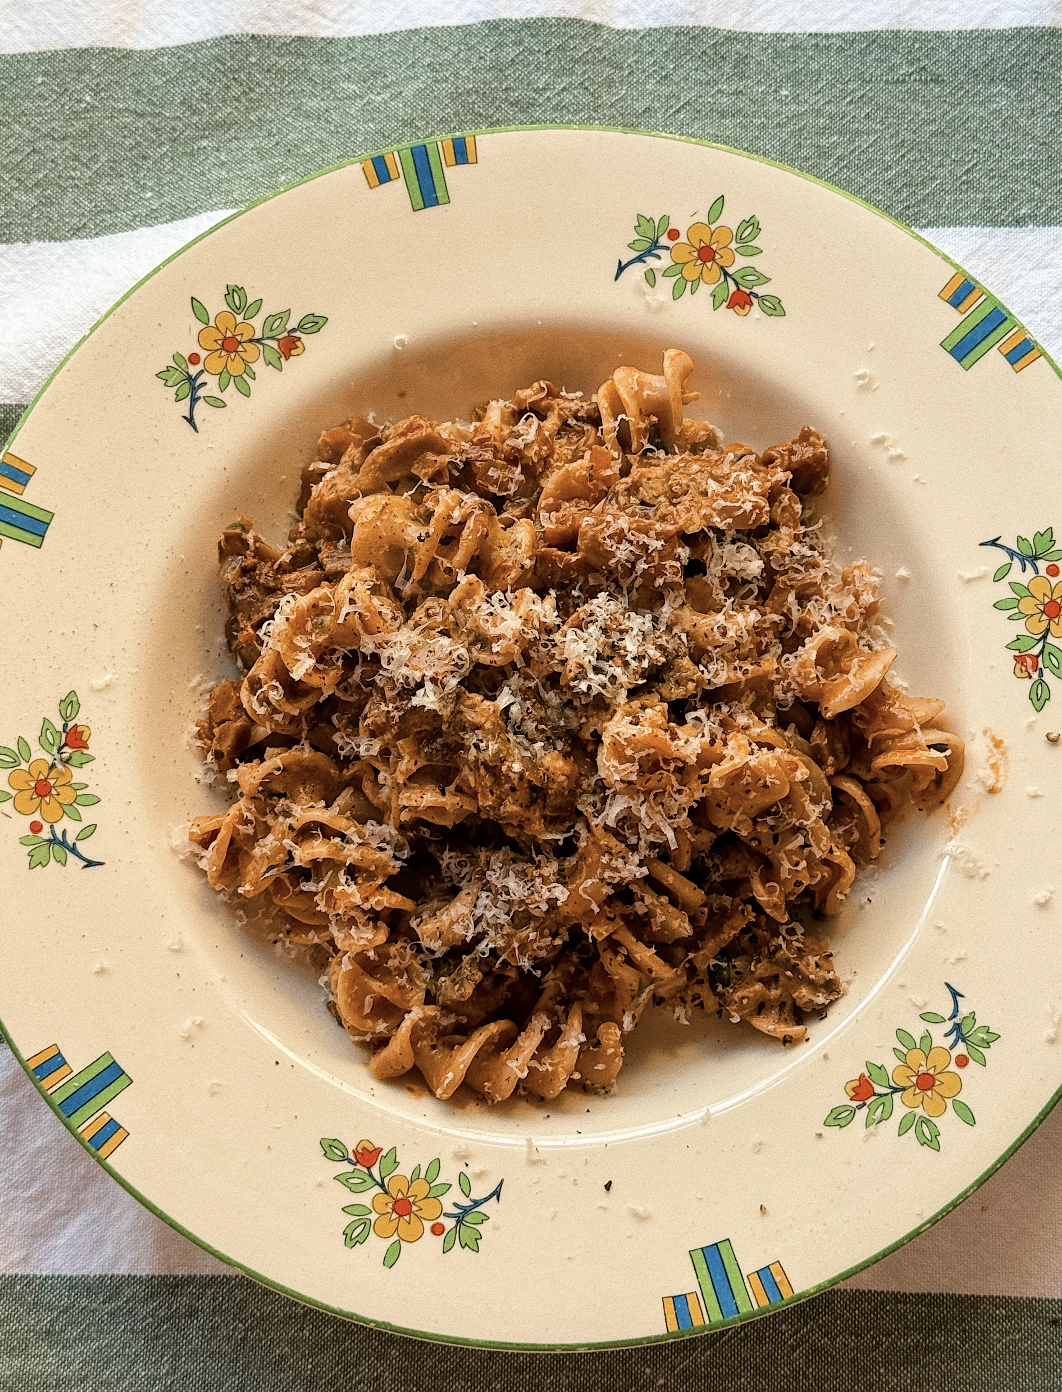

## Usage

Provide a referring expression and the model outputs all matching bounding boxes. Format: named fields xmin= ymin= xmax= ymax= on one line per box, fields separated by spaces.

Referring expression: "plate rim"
xmin=3 ymin=121 xmax=1060 ymax=1350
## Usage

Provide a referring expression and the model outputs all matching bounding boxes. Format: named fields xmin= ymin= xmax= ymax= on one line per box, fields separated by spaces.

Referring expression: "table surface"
xmin=2 ymin=4 xmax=1061 ymax=1388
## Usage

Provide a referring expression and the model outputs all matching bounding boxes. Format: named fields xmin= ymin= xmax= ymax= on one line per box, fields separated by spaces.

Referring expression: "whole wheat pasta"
xmin=189 ymin=350 xmax=963 ymax=1102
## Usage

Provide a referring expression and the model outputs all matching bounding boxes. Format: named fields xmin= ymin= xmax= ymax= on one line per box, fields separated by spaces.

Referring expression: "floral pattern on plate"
xmin=982 ymin=527 xmax=1062 ymax=712
xmin=615 ymin=195 xmax=785 ymax=315
xmin=320 ymin=1136 xmax=504 ymax=1268
xmin=0 ymin=691 xmax=102 ymax=868
xmin=156 ymin=284 xmax=328 ymax=431
xmin=823 ymin=985 xmax=999 ymax=1151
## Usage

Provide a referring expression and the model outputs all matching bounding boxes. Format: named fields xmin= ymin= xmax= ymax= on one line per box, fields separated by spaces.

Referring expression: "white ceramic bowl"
xmin=1 ymin=127 xmax=1060 ymax=1349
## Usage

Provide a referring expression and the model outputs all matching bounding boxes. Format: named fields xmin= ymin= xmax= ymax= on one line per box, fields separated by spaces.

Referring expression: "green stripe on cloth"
xmin=2 ymin=1280 xmax=1062 ymax=1388
xmin=2 ymin=24 xmax=1061 ymax=243
xmin=0 ymin=407 xmax=26 ymax=449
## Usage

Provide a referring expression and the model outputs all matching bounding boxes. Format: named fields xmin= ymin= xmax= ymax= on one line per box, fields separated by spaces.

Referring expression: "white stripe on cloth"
xmin=1 ymin=217 xmax=1059 ymax=408
xmin=0 ymin=0 xmax=1059 ymax=51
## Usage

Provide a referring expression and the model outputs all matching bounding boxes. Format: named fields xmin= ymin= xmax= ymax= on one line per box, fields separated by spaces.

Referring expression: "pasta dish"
xmin=189 ymin=349 xmax=963 ymax=1103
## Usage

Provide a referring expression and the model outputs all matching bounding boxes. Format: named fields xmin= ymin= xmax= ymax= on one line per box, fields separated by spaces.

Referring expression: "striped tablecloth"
xmin=2 ymin=5 xmax=1062 ymax=1387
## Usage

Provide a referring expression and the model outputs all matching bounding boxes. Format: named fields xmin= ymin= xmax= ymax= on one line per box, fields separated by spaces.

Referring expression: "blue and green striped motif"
xmin=663 ymin=1239 xmax=794 ymax=1332
xmin=938 ymin=272 xmax=1041 ymax=373
xmin=361 ymin=136 xmax=478 ymax=211
xmin=48 ymin=1052 xmax=131 ymax=1129
xmin=0 ymin=491 xmax=52 ymax=548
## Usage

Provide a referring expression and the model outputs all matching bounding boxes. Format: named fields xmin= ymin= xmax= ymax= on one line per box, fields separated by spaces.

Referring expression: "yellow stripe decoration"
xmin=0 ymin=451 xmax=35 ymax=496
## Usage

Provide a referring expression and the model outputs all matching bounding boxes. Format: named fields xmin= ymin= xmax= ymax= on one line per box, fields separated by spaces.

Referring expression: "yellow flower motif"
xmin=8 ymin=758 xmax=76 ymax=823
xmin=669 ymin=222 xmax=737 ymax=285
xmin=197 ymin=310 xmax=261 ymax=377
xmin=892 ymin=1046 xmax=962 ymax=1118
xmin=1017 ymin=574 xmax=1062 ymax=638
xmin=371 ymin=1174 xmax=443 ymax=1243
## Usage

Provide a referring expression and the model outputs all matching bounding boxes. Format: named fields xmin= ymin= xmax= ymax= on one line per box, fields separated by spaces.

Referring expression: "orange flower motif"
xmin=727 ymin=288 xmax=754 ymax=316
xmin=353 ymin=1139 xmax=382 ymax=1168
xmin=669 ymin=223 xmax=736 ymax=285
xmin=197 ymin=310 xmax=261 ymax=378
xmin=1013 ymin=653 xmax=1038 ymax=679
xmin=371 ymin=1175 xmax=443 ymax=1243
xmin=844 ymin=1072 xmax=877 ymax=1103
xmin=64 ymin=724 xmax=91 ymax=750
xmin=277 ymin=334 xmax=304 ymax=360
xmin=8 ymin=759 xmax=76 ymax=823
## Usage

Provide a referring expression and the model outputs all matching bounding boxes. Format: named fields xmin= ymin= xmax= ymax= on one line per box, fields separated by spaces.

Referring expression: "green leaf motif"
xmin=689 ymin=275 xmax=701 ymax=296
xmin=866 ymin=1061 xmax=890 ymax=1087
xmin=204 ymin=397 xmax=226 ymax=409
xmin=458 ymin=1170 xmax=472 ymax=1197
xmin=711 ymin=281 xmax=728 ymax=310
xmin=737 ymin=245 xmax=763 ymax=256
xmin=919 ymin=1031 xmax=933 ymax=1054
xmin=341 ymin=1203 xmax=371 ymax=1217
xmin=1006 ymin=635 xmax=1038 ymax=651
xmin=173 ymin=352 xmax=188 ymax=371
xmin=425 ymin=1157 xmax=440 ymax=1184
xmin=707 ymin=194 xmax=724 ymax=224
xmin=174 ymin=382 xmax=191 ymax=403
xmin=758 ymin=295 xmax=786 ymax=317
xmin=156 ymin=366 xmax=186 ymax=387
xmin=244 ymin=297 xmax=263 ymax=320
xmin=336 ymin=1172 xmax=375 ymax=1193
xmin=343 ymin=1219 xmax=370 ymax=1248
xmin=672 ymin=277 xmax=686 ymax=300
xmin=242 ymin=363 xmax=255 ymax=381
xmin=462 ymin=1211 xmax=488 ymax=1226
xmin=643 ymin=267 xmax=657 ymax=288
xmin=459 ymin=1226 xmax=481 ymax=1252
xmin=1017 ymin=536 xmax=1034 ymax=557
xmin=426 ymin=1182 xmax=451 ymax=1199
xmin=662 ymin=264 xmax=683 ymax=278
xmin=993 ymin=562 xmax=1012 ymax=582
xmin=731 ymin=266 xmax=771 ymax=289
xmin=218 ymin=369 xmax=231 ymax=393
xmin=234 ymin=376 xmax=251 ymax=398
xmin=897 ymin=1111 xmax=917 ymax=1137
xmin=915 ymin=1116 xmax=941 ymax=1151
xmin=442 ymin=1226 xmax=458 ymax=1253
xmin=824 ymin=1105 xmax=856 ymax=1128
xmin=628 ymin=238 xmax=652 ymax=252
xmin=0 ymin=746 xmax=19 ymax=769
xmin=0 ymin=790 xmax=11 ymax=803
xmin=993 ymin=597 xmax=1020 ymax=610
xmin=40 ymin=718 xmax=60 ymax=754
xmin=379 ymin=1147 xmax=398 ymax=1181
xmin=896 ymin=1029 xmax=917 ymax=1050
xmin=656 ymin=215 xmax=669 ymax=237
xmin=19 ymin=835 xmax=45 ymax=846
xmin=52 ymin=843 xmax=67 ymax=867
xmin=262 ymin=310 xmax=290 ymax=338
xmin=320 ymin=1138 xmax=349 ymax=1162
xmin=967 ymin=1025 xmax=1000 ymax=1047
xmin=28 ymin=843 xmax=52 ymax=869
xmin=262 ymin=343 xmax=284 ymax=371
xmin=920 ymin=1012 xmax=946 ymax=1024
xmin=736 ymin=215 xmax=760 ymax=243
xmin=191 ymin=297 xmax=210 ymax=325
xmin=409 ymin=1165 xmax=421 ymax=1184
xmin=1043 ymin=645 xmax=1062 ymax=679
xmin=866 ymin=1093 xmax=894 ymax=1127
xmin=952 ymin=1100 xmax=976 ymax=1126
xmin=74 ymin=793 xmax=101 ymax=806
xmin=1030 ymin=678 xmax=1051 ymax=712
xmin=225 ymin=284 xmax=247 ymax=315
xmin=635 ymin=214 xmax=655 ymax=238
xmin=63 ymin=803 xmax=81 ymax=821
xmin=383 ymin=1239 xmax=402 ymax=1269
xmin=960 ymin=1013 xmax=976 ymax=1034
xmin=17 ymin=736 xmax=31 ymax=764
xmin=75 ymin=824 xmax=97 ymax=842
xmin=965 ymin=1043 xmax=986 ymax=1066
xmin=296 ymin=313 xmax=328 ymax=335
xmin=1043 ymin=550 xmax=1062 ymax=562
xmin=1009 ymin=581 xmax=1031 ymax=597
xmin=65 ymin=750 xmax=94 ymax=767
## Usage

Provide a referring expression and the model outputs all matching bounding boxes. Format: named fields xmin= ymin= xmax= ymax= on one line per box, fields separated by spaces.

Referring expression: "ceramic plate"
xmin=2 ymin=127 xmax=1060 ymax=1349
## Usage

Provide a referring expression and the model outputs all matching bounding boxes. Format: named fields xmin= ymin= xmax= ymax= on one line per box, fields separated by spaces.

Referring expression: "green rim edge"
xmin=2 ymin=123 xmax=1060 ymax=1351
